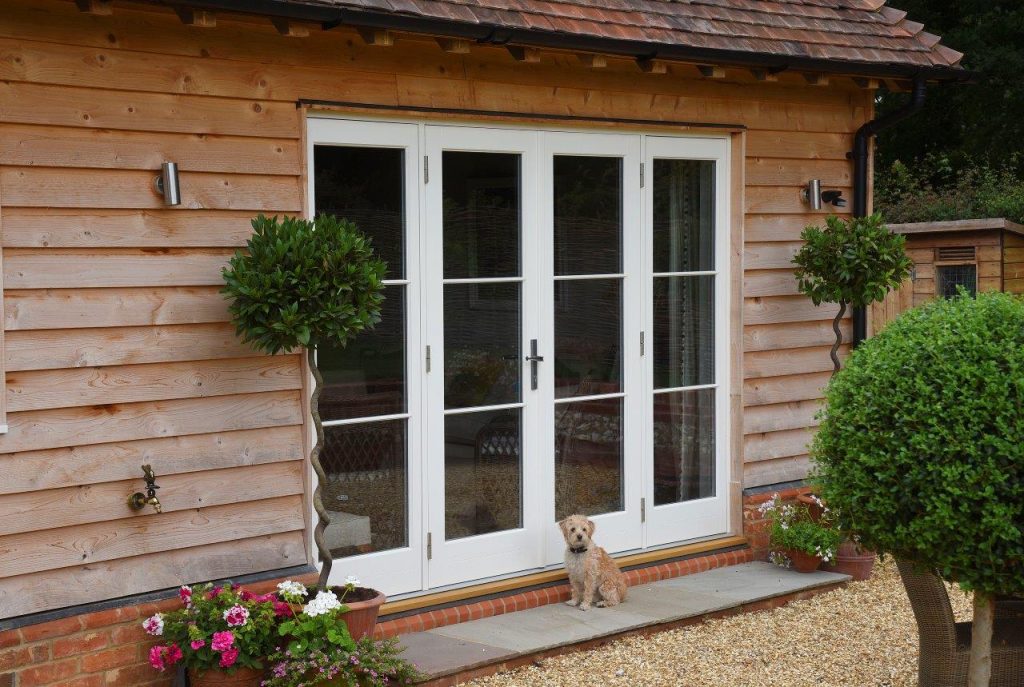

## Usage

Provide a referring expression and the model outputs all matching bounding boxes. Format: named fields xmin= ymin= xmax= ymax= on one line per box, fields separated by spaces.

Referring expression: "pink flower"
xmin=179 ymin=586 xmax=193 ymax=607
xmin=239 ymin=590 xmax=255 ymax=601
xmin=211 ymin=631 xmax=235 ymax=652
xmin=206 ymin=586 xmax=223 ymax=600
xmin=148 ymin=645 xmax=166 ymax=672
xmin=142 ymin=614 xmax=164 ymax=636
xmin=223 ymin=604 xmax=249 ymax=627
xmin=165 ymin=643 xmax=183 ymax=666
xmin=272 ymin=600 xmax=294 ymax=618
xmin=219 ymin=646 xmax=240 ymax=668
xmin=190 ymin=639 xmax=206 ymax=650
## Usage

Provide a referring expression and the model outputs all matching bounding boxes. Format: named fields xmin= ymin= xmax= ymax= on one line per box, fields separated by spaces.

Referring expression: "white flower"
xmin=277 ymin=580 xmax=307 ymax=600
xmin=303 ymin=590 xmax=341 ymax=617
xmin=344 ymin=575 xmax=361 ymax=588
xmin=142 ymin=613 xmax=164 ymax=636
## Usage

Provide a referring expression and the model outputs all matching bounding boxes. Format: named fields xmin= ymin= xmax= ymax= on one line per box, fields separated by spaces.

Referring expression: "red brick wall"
xmin=742 ymin=486 xmax=814 ymax=560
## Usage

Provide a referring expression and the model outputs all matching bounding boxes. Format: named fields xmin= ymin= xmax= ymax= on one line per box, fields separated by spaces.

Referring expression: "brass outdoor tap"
xmin=127 ymin=464 xmax=162 ymax=514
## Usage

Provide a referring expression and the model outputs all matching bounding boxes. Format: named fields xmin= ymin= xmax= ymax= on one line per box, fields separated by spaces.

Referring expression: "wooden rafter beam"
xmin=436 ymin=37 xmax=471 ymax=54
xmin=637 ymin=58 xmax=667 ymax=74
xmin=576 ymin=53 xmax=607 ymax=69
xmin=750 ymin=68 xmax=778 ymax=82
xmin=697 ymin=64 xmax=726 ymax=79
xmin=356 ymin=27 xmax=393 ymax=46
xmin=802 ymin=73 xmax=830 ymax=86
xmin=75 ymin=0 xmax=112 ymax=14
xmin=507 ymin=46 xmax=541 ymax=63
xmin=175 ymin=7 xmax=216 ymax=27
xmin=271 ymin=18 xmax=310 ymax=38
xmin=853 ymin=77 xmax=880 ymax=89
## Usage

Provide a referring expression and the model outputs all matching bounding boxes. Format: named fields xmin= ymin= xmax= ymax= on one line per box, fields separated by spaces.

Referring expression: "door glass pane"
xmin=443 ymin=283 xmax=521 ymax=409
xmin=443 ymin=152 xmax=520 ymax=279
xmin=554 ymin=279 xmax=621 ymax=398
xmin=554 ymin=156 xmax=622 ymax=275
xmin=653 ymin=388 xmax=715 ymax=505
xmin=319 ymin=285 xmax=405 ymax=421
xmin=653 ymin=159 xmax=715 ymax=273
xmin=555 ymin=397 xmax=623 ymax=519
xmin=321 ymin=421 xmax=407 ymax=557
xmin=653 ymin=275 xmax=715 ymax=388
xmin=445 ymin=408 xmax=522 ymax=540
xmin=314 ymin=145 xmax=404 ymax=278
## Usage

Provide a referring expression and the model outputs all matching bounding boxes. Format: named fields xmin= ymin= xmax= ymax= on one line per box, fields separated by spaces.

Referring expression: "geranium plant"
xmin=758 ymin=494 xmax=840 ymax=567
xmin=275 ymin=579 xmax=355 ymax=657
xmin=144 ymin=583 xmax=286 ymax=676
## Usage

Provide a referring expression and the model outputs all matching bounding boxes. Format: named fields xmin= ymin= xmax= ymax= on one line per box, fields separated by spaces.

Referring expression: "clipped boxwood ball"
xmin=813 ymin=291 xmax=1024 ymax=595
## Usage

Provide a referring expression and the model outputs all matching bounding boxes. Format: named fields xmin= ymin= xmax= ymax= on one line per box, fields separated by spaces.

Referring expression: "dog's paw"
xmin=579 ymin=603 xmax=590 ymax=611
xmin=564 ymin=600 xmax=578 ymax=607
xmin=596 ymin=601 xmax=607 ymax=608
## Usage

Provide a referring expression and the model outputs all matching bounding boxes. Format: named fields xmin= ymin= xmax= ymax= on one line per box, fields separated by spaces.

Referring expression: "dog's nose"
xmin=576 ymin=534 xmax=583 ymax=540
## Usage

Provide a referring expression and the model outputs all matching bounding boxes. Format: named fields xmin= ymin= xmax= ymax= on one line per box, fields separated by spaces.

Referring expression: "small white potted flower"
xmin=276 ymin=575 xmax=385 ymax=641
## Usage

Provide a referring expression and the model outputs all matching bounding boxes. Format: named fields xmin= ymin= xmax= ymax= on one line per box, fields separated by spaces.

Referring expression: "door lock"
xmin=525 ymin=339 xmax=544 ymax=390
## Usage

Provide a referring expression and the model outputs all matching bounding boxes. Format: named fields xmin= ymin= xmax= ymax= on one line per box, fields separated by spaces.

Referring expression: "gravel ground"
xmin=465 ymin=558 xmax=972 ymax=687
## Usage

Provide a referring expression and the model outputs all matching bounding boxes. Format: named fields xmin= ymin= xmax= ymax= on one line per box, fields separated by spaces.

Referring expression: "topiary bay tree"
xmin=222 ymin=214 xmax=386 ymax=588
xmin=812 ymin=292 xmax=1024 ymax=687
xmin=792 ymin=213 xmax=912 ymax=372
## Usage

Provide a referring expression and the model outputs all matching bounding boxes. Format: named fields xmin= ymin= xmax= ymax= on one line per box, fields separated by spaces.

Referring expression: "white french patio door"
xmin=642 ymin=136 xmax=731 ymax=547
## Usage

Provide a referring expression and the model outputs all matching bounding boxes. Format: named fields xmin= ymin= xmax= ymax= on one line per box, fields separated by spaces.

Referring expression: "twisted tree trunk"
xmin=307 ymin=347 xmax=333 ymax=589
xmin=830 ymin=300 xmax=847 ymax=376
xmin=968 ymin=592 xmax=994 ymax=687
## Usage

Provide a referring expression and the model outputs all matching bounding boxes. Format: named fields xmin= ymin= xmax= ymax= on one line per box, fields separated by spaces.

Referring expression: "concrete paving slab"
xmin=396 ymin=631 xmax=517 ymax=677
xmin=619 ymin=586 xmax=735 ymax=619
xmin=658 ymin=562 xmax=847 ymax=604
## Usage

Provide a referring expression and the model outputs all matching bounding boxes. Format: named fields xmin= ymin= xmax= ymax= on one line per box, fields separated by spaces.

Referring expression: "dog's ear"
xmin=557 ymin=518 xmax=569 ymax=537
xmin=586 ymin=518 xmax=596 ymax=537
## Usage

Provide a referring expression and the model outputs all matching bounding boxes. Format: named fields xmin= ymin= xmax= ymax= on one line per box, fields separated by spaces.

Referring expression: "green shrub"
xmin=812 ymin=291 xmax=1024 ymax=596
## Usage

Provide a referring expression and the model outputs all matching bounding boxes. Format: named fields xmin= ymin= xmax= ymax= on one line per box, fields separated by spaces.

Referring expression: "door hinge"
xmin=640 ymin=162 xmax=645 ymax=189
xmin=641 ymin=497 xmax=646 ymax=523
xmin=640 ymin=331 xmax=645 ymax=356
xmin=425 ymin=345 xmax=431 ymax=373
xmin=424 ymin=155 xmax=429 ymax=184
xmin=427 ymin=532 xmax=433 ymax=560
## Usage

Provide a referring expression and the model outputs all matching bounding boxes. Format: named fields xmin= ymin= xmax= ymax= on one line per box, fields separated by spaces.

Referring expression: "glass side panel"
xmin=652 ymin=159 xmax=715 ymax=274
xmin=653 ymin=388 xmax=715 ymax=505
xmin=322 ymin=420 xmax=408 ymax=557
xmin=554 ymin=278 xmax=622 ymax=399
xmin=652 ymin=275 xmax=715 ymax=389
xmin=443 ymin=282 xmax=521 ymax=409
xmin=445 ymin=408 xmax=522 ymax=540
xmin=314 ymin=145 xmax=404 ymax=278
xmin=553 ymin=156 xmax=622 ymax=276
xmin=442 ymin=151 xmax=521 ymax=279
xmin=555 ymin=397 xmax=623 ymax=520
xmin=319 ymin=285 xmax=405 ymax=421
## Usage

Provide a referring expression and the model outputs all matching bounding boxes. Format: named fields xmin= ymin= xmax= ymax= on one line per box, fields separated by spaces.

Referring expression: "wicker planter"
xmin=188 ymin=667 xmax=264 ymax=687
xmin=785 ymin=549 xmax=823 ymax=573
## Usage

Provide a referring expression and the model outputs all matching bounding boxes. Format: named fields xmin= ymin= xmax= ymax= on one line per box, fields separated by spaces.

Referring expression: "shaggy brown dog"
xmin=559 ymin=514 xmax=627 ymax=610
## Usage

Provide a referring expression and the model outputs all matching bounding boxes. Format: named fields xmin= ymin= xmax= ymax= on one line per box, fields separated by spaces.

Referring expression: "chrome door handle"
xmin=526 ymin=339 xmax=543 ymax=390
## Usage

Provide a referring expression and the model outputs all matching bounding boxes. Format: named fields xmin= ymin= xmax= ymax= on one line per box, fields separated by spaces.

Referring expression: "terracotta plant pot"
xmin=796 ymin=493 xmax=825 ymax=522
xmin=336 ymin=587 xmax=386 ymax=640
xmin=188 ymin=667 xmax=264 ymax=687
xmin=786 ymin=549 xmax=823 ymax=573
xmin=827 ymin=540 xmax=876 ymax=581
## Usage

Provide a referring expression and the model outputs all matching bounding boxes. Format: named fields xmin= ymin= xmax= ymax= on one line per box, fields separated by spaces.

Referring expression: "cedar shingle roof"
xmin=208 ymin=0 xmax=967 ymax=79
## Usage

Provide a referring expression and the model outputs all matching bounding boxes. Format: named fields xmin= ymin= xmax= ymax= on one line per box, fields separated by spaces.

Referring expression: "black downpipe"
xmin=850 ymin=76 xmax=927 ymax=346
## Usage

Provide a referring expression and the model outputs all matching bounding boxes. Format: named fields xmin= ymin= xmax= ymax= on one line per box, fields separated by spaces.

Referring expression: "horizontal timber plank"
xmin=0 ymin=531 xmax=306 ymax=618
xmin=0 ymin=123 xmax=300 ymax=175
xmin=744 ymin=345 xmax=848 ymax=379
xmin=906 ymin=234 xmax=1001 ymax=249
xmin=0 ymin=389 xmax=302 ymax=453
xmin=0 ymin=168 xmax=302 ymax=211
xmin=5 ymin=286 xmax=228 ymax=330
xmin=0 ymin=81 xmax=300 ymax=138
xmin=744 ymin=269 xmax=800 ymax=297
xmin=744 ymin=320 xmax=852 ymax=352
xmin=0 ymin=495 xmax=304 ymax=579
xmin=746 ymin=188 xmax=853 ymax=215
xmin=745 ymin=242 xmax=802 ymax=270
xmin=745 ymin=427 xmax=815 ymax=463
xmin=0 ymin=425 xmax=303 ymax=495
xmin=0 ymin=461 xmax=304 ymax=537
xmin=1 ymin=208 xmax=268 ymax=248
xmin=744 ymin=295 xmax=842 ymax=325
xmin=745 ymin=131 xmax=853 ymax=160
xmin=744 ymin=371 xmax=832 ymax=406
xmin=744 ymin=158 xmax=851 ymax=187
xmin=7 ymin=355 xmax=301 ymax=412
xmin=744 ymin=455 xmax=811 ymax=488
xmin=743 ymin=400 xmax=821 ymax=434
xmin=5 ymin=248 xmax=235 ymax=289
xmin=744 ymin=215 xmax=830 ymax=243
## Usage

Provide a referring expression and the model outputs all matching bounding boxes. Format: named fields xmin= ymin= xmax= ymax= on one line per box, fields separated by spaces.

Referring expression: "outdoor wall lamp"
xmin=154 ymin=161 xmax=181 ymax=206
xmin=801 ymin=180 xmax=847 ymax=210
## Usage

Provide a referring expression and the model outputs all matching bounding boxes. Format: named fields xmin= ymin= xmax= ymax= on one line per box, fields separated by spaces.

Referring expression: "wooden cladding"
xmin=936 ymin=246 xmax=976 ymax=262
